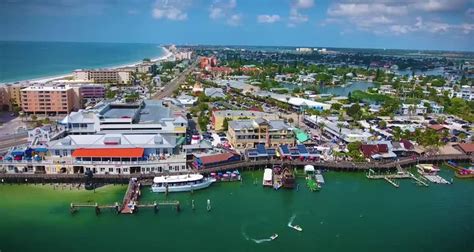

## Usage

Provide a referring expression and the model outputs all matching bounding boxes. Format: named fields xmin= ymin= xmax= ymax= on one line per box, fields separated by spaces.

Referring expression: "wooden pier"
xmin=70 ymin=202 xmax=120 ymax=215
xmin=69 ymin=178 xmax=181 ymax=215
xmin=383 ymin=177 xmax=399 ymax=188
xmin=366 ymin=169 xmax=429 ymax=188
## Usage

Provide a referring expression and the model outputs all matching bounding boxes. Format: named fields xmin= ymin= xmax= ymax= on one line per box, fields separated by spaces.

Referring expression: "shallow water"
xmin=0 ymin=167 xmax=472 ymax=252
xmin=0 ymin=41 xmax=164 ymax=82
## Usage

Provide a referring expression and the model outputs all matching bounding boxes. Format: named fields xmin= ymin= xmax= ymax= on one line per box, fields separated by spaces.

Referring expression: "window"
xmin=123 ymin=168 xmax=128 ymax=173
xmin=100 ymin=168 xmax=105 ymax=172
xmin=109 ymin=168 xmax=114 ymax=172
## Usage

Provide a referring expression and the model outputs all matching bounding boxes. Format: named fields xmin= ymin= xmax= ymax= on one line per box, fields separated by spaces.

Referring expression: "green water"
xmin=0 ymin=167 xmax=473 ymax=252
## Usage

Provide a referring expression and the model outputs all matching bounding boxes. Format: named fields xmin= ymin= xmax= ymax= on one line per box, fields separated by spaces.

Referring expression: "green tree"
xmin=346 ymin=104 xmax=361 ymax=120
xmin=222 ymin=117 xmax=231 ymax=131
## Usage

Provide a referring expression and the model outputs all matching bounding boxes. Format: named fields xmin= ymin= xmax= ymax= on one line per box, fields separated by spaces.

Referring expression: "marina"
xmin=416 ymin=164 xmax=451 ymax=185
xmin=0 ymin=169 xmax=473 ymax=252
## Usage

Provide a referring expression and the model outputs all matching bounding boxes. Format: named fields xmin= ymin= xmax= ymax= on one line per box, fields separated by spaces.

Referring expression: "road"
xmin=152 ymin=58 xmax=199 ymax=100
xmin=0 ymin=137 xmax=28 ymax=153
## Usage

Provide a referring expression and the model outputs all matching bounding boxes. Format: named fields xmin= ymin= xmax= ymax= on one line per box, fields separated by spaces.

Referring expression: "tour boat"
xmin=151 ymin=174 xmax=216 ymax=193
xmin=270 ymin=234 xmax=279 ymax=240
xmin=289 ymin=224 xmax=303 ymax=232
xmin=416 ymin=164 xmax=440 ymax=175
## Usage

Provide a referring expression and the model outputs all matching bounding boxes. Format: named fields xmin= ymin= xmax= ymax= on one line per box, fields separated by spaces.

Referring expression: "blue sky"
xmin=0 ymin=0 xmax=473 ymax=51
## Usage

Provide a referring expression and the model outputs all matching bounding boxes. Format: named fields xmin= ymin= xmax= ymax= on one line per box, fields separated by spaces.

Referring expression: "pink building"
xmin=21 ymin=85 xmax=76 ymax=115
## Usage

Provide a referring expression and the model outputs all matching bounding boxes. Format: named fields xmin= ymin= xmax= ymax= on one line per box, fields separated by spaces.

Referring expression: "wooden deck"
xmin=1 ymin=154 xmax=471 ymax=184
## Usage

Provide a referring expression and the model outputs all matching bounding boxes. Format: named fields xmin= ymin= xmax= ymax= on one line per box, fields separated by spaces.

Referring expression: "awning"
xmin=72 ymin=148 xmax=144 ymax=158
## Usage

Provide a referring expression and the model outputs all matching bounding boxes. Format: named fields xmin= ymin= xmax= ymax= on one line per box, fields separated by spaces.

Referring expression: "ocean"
xmin=0 ymin=166 xmax=472 ymax=252
xmin=0 ymin=41 xmax=165 ymax=83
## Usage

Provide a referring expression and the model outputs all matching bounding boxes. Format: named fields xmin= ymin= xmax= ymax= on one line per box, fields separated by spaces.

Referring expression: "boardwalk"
xmin=1 ymin=154 xmax=471 ymax=184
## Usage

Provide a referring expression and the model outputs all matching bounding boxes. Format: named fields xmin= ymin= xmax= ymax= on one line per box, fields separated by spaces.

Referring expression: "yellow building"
xmin=227 ymin=118 xmax=294 ymax=149
xmin=212 ymin=110 xmax=280 ymax=131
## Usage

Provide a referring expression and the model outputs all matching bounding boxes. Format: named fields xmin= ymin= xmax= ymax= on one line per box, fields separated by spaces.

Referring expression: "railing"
xmin=0 ymin=156 xmax=187 ymax=166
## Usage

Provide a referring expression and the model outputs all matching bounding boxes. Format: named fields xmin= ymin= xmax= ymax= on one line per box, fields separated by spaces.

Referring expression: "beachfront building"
xmin=21 ymin=85 xmax=78 ymax=115
xmin=1 ymin=100 xmax=189 ymax=175
xmin=59 ymin=100 xmax=187 ymax=136
xmin=0 ymin=86 xmax=10 ymax=111
xmin=1 ymin=133 xmax=187 ymax=175
xmin=211 ymin=110 xmax=280 ymax=131
xmin=73 ymin=69 xmax=133 ymax=84
xmin=227 ymin=118 xmax=294 ymax=148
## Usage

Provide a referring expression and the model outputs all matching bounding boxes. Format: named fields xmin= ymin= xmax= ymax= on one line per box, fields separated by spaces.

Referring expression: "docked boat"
xmin=281 ymin=167 xmax=295 ymax=189
xmin=270 ymin=234 xmax=279 ymax=240
xmin=273 ymin=165 xmax=283 ymax=190
xmin=416 ymin=164 xmax=440 ymax=175
xmin=263 ymin=168 xmax=273 ymax=187
xmin=151 ymin=174 xmax=215 ymax=193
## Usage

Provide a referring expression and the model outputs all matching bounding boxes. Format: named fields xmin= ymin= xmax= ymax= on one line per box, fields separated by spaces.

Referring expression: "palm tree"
xmin=318 ymin=121 xmax=326 ymax=136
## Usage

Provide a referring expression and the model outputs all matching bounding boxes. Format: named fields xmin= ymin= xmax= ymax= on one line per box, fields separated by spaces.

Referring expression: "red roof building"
xmin=360 ymin=144 xmax=388 ymax=158
xmin=72 ymin=148 xmax=144 ymax=158
xmin=456 ymin=143 xmax=474 ymax=154
xmin=427 ymin=124 xmax=447 ymax=132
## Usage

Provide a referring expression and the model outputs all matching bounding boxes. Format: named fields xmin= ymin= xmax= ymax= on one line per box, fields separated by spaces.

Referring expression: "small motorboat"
xmin=289 ymin=224 xmax=303 ymax=232
xmin=270 ymin=234 xmax=279 ymax=240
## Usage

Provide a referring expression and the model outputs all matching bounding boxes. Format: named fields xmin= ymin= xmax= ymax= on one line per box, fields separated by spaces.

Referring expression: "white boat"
xmin=151 ymin=174 xmax=216 ymax=193
xmin=289 ymin=224 xmax=303 ymax=232
xmin=263 ymin=168 xmax=273 ymax=187
xmin=416 ymin=164 xmax=440 ymax=175
xmin=270 ymin=234 xmax=279 ymax=240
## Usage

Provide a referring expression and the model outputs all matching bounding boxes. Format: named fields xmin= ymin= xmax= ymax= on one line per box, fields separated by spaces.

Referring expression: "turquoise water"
xmin=0 ymin=166 xmax=473 ymax=252
xmin=320 ymin=81 xmax=375 ymax=96
xmin=0 ymin=41 xmax=164 ymax=83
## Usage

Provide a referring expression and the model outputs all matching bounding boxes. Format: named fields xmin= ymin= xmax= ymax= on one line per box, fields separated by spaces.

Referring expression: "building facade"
xmin=212 ymin=110 xmax=280 ymax=131
xmin=73 ymin=69 xmax=133 ymax=84
xmin=227 ymin=118 xmax=294 ymax=148
xmin=21 ymin=85 xmax=76 ymax=114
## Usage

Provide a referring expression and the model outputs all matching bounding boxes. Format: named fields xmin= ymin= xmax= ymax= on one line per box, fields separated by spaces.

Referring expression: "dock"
xmin=120 ymin=178 xmax=141 ymax=214
xmin=383 ymin=176 xmax=399 ymax=188
xmin=423 ymin=175 xmax=451 ymax=184
xmin=367 ymin=168 xmax=429 ymax=188
xmin=69 ymin=178 xmax=181 ymax=215
xmin=408 ymin=172 xmax=429 ymax=187
xmin=70 ymin=202 xmax=120 ymax=215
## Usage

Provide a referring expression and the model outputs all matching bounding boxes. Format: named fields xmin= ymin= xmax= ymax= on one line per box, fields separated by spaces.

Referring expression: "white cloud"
xmin=292 ymin=0 xmax=314 ymax=9
xmin=209 ymin=7 xmax=224 ymax=19
xmin=288 ymin=0 xmax=314 ymax=27
xmin=328 ymin=3 xmax=407 ymax=17
xmin=326 ymin=1 xmax=473 ymax=36
xmin=257 ymin=14 xmax=281 ymax=24
xmin=209 ymin=0 xmax=241 ymax=26
xmin=152 ymin=0 xmax=191 ymax=21
xmin=227 ymin=14 xmax=242 ymax=26
xmin=412 ymin=0 xmax=468 ymax=12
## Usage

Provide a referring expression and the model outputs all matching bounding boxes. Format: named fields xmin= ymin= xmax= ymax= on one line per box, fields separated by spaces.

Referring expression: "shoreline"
xmin=1 ymin=46 xmax=173 ymax=84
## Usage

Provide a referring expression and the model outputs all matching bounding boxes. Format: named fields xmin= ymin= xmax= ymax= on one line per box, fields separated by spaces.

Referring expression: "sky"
xmin=0 ymin=0 xmax=473 ymax=51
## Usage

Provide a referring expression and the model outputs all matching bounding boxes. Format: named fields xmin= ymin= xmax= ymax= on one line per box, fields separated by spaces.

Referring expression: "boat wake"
xmin=242 ymin=231 xmax=272 ymax=244
xmin=288 ymin=214 xmax=296 ymax=227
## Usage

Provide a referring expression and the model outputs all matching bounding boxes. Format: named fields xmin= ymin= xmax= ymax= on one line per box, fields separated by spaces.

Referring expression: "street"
xmin=152 ymin=58 xmax=199 ymax=100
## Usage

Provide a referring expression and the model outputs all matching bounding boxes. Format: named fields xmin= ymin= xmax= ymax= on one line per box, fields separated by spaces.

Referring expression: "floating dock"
xmin=423 ymin=175 xmax=451 ymax=184
xmin=367 ymin=168 xmax=429 ymax=188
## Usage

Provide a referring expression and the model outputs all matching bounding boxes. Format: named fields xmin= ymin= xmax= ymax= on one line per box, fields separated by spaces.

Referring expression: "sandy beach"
xmin=12 ymin=46 xmax=174 ymax=84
